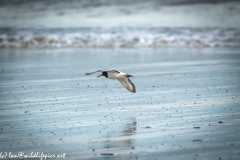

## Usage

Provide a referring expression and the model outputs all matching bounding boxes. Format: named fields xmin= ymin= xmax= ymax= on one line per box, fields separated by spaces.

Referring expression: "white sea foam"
xmin=0 ymin=27 xmax=239 ymax=48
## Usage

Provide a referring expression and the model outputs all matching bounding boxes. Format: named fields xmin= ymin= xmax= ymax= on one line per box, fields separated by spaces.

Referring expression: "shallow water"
xmin=0 ymin=48 xmax=240 ymax=160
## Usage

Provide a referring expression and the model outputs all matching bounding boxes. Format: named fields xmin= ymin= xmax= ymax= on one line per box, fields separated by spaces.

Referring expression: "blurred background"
xmin=0 ymin=0 xmax=240 ymax=48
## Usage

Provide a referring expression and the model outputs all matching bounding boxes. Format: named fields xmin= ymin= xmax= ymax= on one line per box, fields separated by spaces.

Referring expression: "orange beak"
xmin=97 ymin=74 xmax=102 ymax=78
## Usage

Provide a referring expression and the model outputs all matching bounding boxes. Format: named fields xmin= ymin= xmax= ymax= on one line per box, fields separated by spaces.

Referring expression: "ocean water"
xmin=1 ymin=0 xmax=240 ymax=28
xmin=0 ymin=0 xmax=240 ymax=48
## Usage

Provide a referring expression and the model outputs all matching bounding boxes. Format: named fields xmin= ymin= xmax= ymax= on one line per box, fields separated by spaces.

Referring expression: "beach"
xmin=1 ymin=0 xmax=240 ymax=159
xmin=0 ymin=48 xmax=240 ymax=160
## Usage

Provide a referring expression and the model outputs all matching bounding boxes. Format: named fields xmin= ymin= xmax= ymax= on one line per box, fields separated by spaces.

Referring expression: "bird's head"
xmin=98 ymin=71 xmax=108 ymax=78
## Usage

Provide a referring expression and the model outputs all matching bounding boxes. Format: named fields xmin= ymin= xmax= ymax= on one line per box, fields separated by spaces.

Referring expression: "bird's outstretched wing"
xmin=85 ymin=70 xmax=119 ymax=75
xmin=108 ymin=70 xmax=120 ymax=73
xmin=118 ymin=77 xmax=136 ymax=93
xmin=85 ymin=70 xmax=103 ymax=75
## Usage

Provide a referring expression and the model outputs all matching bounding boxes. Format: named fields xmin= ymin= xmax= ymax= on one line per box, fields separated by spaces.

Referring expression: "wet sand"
xmin=0 ymin=48 xmax=240 ymax=160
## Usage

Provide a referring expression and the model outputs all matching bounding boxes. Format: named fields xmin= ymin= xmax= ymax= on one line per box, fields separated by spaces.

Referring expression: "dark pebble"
xmin=193 ymin=127 xmax=200 ymax=129
xmin=192 ymin=139 xmax=203 ymax=142
xmin=101 ymin=153 xmax=114 ymax=156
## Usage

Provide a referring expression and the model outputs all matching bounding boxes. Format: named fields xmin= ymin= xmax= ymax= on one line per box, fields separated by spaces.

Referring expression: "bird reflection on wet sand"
xmin=102 ymin=118 xmax=137 ymax=158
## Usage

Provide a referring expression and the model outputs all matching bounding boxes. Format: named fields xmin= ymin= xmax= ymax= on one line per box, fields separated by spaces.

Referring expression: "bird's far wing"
xmin=85 ymin=70 xmax=103 ymax=75
xmin=118 ymin=77 xmax=136 ymax=93
xmin=108 ymin=70 xmax=120 ymax=74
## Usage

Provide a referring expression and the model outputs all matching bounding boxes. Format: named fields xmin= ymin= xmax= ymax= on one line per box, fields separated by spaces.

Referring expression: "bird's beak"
xmin=97 ymin=74 xmax=102 ymax=78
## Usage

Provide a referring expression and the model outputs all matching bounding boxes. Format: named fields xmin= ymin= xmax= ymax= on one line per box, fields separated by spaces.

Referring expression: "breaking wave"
xmin=0 ymin=27 xmax=239 ymax=48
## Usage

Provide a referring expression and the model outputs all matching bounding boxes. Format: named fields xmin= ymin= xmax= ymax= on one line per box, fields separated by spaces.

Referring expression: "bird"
xmin=85 ymin=70 xmax=136 ymax=93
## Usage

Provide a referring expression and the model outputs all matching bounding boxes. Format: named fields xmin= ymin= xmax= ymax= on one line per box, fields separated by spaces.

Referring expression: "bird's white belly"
xmin=108 ymin=72 xmax=119 ymax=79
